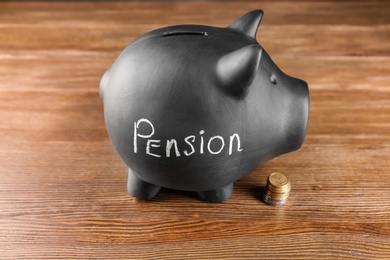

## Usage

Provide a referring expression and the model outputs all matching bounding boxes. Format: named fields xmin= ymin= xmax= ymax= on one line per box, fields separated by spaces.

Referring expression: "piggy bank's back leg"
xmin=127 ymin=168 xmax=161 ymax=200
xmin=197 ymin=183 xmax=233 ymax=203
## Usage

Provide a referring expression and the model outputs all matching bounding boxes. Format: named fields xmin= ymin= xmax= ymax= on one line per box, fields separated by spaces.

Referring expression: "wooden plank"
xmin=0 ymin=2 xmax=389 ymax=26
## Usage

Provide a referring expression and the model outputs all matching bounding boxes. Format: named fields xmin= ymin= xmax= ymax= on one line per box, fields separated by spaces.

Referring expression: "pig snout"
xmin=285 ymin=78 xmax=309 ymax=152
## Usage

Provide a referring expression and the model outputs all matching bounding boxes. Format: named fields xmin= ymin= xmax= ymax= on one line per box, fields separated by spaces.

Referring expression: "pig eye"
xmin=270 ymin=74 xmax=277 ymax=85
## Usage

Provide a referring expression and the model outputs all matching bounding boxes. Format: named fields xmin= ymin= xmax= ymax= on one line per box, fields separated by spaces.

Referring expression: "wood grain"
xmin=0 ymin=1 xmax=389 ymax=259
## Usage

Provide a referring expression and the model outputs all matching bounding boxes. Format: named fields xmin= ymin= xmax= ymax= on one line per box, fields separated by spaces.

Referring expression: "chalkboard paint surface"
xmin=100 ymin=10 xmax=309 ymax=202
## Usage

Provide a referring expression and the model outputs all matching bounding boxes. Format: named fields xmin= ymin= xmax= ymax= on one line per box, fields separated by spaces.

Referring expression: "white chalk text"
xmin=133 ymin=118 xmax=243 ymax=158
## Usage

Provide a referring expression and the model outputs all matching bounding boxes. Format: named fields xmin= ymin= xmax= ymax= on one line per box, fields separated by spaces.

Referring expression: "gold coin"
xmin=268 ymin=172 xmax=289 ymax=187
xmin=263 ymin=172 xmax=291 ymax=206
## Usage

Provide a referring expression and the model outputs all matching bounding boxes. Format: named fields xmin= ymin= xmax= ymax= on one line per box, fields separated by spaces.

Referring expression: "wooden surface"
xmin=0 ymin=1 xmax=389 ymax=259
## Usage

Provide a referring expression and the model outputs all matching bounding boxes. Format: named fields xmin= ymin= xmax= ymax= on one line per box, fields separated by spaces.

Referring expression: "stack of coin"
xmin=263 ymin=172 xmax=291 ymax=205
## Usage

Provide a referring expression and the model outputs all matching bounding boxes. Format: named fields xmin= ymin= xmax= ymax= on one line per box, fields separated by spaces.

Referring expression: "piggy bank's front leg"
xmin=197 ymin=183 xmax=234 ymax=203
xmin=127 ymin=168 xmax=161 ymax=200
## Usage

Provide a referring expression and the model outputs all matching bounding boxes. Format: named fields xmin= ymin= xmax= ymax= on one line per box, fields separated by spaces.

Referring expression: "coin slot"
xmin=163 ymin=31 xmax=208 ymax=37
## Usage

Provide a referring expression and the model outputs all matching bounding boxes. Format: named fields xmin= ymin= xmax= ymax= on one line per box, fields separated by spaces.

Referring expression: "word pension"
xmin=133 ymin=118 xmax=243 ymax=158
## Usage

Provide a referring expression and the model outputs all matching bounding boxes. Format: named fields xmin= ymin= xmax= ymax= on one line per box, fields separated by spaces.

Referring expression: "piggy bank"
xmin=100 ymin=10 xmax=309 ymax=202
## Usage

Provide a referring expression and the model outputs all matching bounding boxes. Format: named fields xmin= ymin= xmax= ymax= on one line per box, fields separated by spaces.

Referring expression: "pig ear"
xmin=228 ymin=10 xmax=264 ymax=39
xmin=217 ymin=44 xmax=262 ymax=98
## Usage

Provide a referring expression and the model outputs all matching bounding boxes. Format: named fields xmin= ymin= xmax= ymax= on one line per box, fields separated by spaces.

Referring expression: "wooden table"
xmin=1 ymin=1 xmax=389 ymax=259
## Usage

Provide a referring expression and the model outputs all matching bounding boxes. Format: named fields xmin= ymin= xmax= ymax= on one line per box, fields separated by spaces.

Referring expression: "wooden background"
xmin=0 ymin=1 xmax=389 ymax=259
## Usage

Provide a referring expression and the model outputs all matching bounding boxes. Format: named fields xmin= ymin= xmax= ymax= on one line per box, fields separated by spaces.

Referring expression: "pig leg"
xmin=197 ymin=183 xmax=233 ymax=203
xmin=127 ymin=168 xmax=161 ymax=200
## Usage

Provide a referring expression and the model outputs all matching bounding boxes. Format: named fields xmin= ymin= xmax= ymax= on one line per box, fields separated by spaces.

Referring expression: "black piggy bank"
xmin=100 ymin=10 xmax=309 ymax=202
